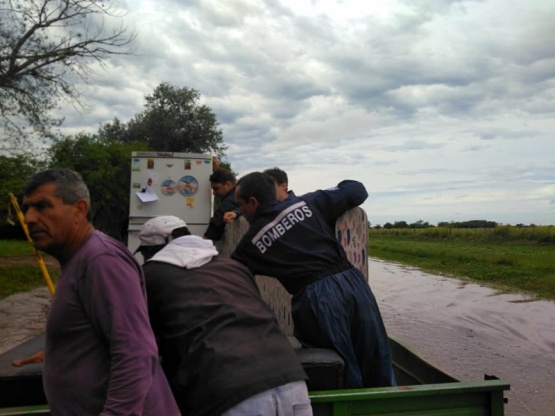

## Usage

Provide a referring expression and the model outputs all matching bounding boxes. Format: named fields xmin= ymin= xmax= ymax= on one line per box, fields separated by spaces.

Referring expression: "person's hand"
xmin=223 ymin=211 xmax=237 ymax=223
xmin=212 ymin=156 xmax=220 ymax=172
xmin=12 ymin=350 xmax=44 ymax=367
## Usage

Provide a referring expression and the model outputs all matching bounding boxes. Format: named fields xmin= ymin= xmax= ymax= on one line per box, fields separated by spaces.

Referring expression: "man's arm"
xmin=230 ymin=235 xmax=250 ymax=268
xmin=304 ymin=180 xmax=368 ymax=225
xmin=12 ymin=350 xmax=44 ymax=367
xmin=212 ymin=156 xmax=220 ymax=171
xmin=80 ymin=254 xmax=160 ymax=415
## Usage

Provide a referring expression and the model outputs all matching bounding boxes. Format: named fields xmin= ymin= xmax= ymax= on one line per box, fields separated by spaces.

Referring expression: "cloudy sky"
xmin=59 ymin=0 xmax=555 ymax=226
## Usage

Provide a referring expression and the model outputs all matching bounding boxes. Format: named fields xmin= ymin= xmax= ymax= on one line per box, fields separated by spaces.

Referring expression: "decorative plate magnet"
xmin=161 ymin=179 xmax=177 ymax=196
xmin=178 ymin=175 xmax=199 ymax=196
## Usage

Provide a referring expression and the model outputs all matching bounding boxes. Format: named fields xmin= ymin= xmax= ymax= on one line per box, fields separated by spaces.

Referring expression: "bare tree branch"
xmin=0 ymin=0 xmax=136 ymax=149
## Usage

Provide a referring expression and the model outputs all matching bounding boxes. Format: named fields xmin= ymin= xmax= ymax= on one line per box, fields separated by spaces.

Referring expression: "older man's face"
xmin=21 ymin=183 xmax=79 ymax=256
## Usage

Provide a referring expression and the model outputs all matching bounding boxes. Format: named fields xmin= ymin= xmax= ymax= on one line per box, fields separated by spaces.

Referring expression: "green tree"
xmin=48 ymin=134 xmax=149 ymax=240
xmin=410 ymin=220 xmax=431 ymax=229
xmin=0 ymin=0 xmax=135 ymax=148
xmin=393 ymin=220 xmax=408 ymax=229
xmin=98 ymin=117 xmax=131 ymax=143
xmin=0 ymin=153 xmax=46 ymax=229
xmin=0 ymin=153 xmax=45 ymax=200
xmin=126 ymin=82 xmax=227 ymax=158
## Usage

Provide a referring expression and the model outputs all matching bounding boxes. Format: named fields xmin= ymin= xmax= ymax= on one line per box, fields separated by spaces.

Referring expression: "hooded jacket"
xmin=143 ymin=236 xmax=307 ymax=416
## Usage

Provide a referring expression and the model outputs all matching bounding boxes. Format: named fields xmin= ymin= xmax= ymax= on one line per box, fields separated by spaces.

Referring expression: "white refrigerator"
xmin=127 ymin=151 xmax=213 ymax=257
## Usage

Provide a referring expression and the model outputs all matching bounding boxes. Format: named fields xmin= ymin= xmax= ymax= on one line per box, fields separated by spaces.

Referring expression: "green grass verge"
xmin=0 ymin=240 xmax=37 ymax=256
xmin=0 ymin=240 xmax=59 ymax=300
xmin=369 ymin=232 xmax=555 ymax=301
xmin=0 ymin=264 xmax=58 ymax=300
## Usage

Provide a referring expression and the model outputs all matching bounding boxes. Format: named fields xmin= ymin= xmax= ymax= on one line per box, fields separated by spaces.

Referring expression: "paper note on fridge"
xmin=136 ymin=186 xmax=158 ymax=203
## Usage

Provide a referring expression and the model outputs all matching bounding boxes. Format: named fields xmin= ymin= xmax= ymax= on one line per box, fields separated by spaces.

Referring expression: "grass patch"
xmin=0 ymin=240 xmax=37 ymax=257
xmin=0 ymin=264 xmax=59 ymax=300
xmin=369 ymin=233 xmax=555 ymax=301
xmin=0 ymin=240 xmax=59 ymax=300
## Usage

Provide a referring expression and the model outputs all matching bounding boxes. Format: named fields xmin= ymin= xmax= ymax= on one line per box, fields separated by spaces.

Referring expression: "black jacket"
xmin=203 ymin=187 xmax=238 ymax=241
xmin=143 ymin=255 xmax=306 ymax=416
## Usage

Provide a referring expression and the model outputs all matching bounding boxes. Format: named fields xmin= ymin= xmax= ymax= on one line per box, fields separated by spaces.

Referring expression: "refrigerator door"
xmin=128 ymin=151 xmax=214 ymax=254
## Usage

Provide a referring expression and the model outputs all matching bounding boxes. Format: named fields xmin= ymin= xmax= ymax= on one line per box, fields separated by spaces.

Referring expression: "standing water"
xmin=370 ymin=258 xmax=555 ymax=416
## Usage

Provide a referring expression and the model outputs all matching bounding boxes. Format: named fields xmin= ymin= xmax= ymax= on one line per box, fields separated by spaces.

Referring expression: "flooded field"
xmin=1 ymin=259 xmax=554 ymax=415
xmin=370 ymin=258 xmax=555 ymax=416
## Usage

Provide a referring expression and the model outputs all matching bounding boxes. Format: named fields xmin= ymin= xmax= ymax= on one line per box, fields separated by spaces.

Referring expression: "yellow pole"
xmin=8 ymin=192 xmax=55 ymax=296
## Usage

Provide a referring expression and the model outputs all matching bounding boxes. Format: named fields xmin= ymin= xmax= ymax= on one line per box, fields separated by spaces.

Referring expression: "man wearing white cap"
xmin=136 ymin=216 xmax=312 ymax=416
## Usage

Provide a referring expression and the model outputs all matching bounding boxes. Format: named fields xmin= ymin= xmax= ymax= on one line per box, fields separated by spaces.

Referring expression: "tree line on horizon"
xmin=372 ymin=219 xmax=544 ymax=229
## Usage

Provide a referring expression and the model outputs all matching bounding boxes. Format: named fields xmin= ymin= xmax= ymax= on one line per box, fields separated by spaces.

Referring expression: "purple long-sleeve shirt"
xmin=43 ymin=231 xmax=179 ymax=415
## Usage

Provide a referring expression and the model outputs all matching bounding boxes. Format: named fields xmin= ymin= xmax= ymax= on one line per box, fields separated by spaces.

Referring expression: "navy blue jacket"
xmin=231 ymin=180 xmax=368 ymax=295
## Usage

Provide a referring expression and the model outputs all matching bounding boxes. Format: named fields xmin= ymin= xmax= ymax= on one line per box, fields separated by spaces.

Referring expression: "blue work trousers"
xmin=292 ymin=267 xmax=396 ymax=389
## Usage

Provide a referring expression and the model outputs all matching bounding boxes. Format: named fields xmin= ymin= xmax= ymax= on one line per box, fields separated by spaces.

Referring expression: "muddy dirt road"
xmin=0 ymin=287 xmax=50 ymax=355
xmin=370 ymin=258 xmax=555 ymax=416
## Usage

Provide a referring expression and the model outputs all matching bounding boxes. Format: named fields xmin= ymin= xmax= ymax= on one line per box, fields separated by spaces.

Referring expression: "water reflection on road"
xmin=370 ymin=258 xmax=555 ymax=416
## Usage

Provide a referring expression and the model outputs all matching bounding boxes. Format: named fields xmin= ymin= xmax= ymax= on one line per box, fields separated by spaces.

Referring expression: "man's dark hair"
xmin=236 ymin=172 xmax=276 ymax=205
xmin=138 ymin=225 xmax=191 ymax=262
xmin=263 ymin=167 xmax=288 ymax=187
xmin=23 ymin=168 xmax=90 ymax=205
xmin=138 ymin=244 xmax=165 ymax=262
xmin=171 ymin=226 xmax=191 ymax=239
xmin=209 ymin=168 xmax=236 ymax=185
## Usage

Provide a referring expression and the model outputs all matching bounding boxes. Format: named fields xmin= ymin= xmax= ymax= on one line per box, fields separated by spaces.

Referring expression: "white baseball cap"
xmin=137 ymin=216 xmax=188 ymax=249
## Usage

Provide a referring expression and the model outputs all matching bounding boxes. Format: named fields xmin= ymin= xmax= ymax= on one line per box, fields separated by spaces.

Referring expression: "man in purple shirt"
xmin=21 ymin=168 xmax=179 ymax=416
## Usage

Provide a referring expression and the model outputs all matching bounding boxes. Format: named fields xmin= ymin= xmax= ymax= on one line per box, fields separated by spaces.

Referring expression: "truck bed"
xmin=309 ymin=335 xmax=509 ymax=416
xmin=0 ymin=334 xmax=509 ymax=416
